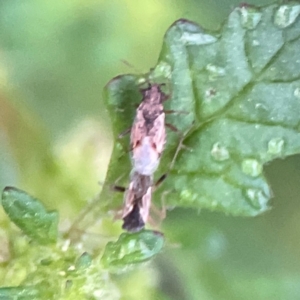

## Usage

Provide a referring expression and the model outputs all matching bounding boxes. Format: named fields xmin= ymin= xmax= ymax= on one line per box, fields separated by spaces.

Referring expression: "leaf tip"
xmin=170 ymin=18 xmax=199 ymax=27
xmin=105 ymin=74 xmax=125 ymax=89
xmin=168 ymin=18 xmax=203 ymax=34
xmin=2 ymin=186 xmax=19 ymax=199
xmin=3 ymin=186 xmax=17 ymax=193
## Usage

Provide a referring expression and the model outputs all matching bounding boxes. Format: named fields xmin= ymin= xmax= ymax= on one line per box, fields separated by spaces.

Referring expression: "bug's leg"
xmin=118 ymin=127 xmax=131 ymax=138
xmin=169 ymin=138 xmax=192 ymax=171
xmin=153 ymin=173 xmax=168 ymax=190
xmin=164 ymin=109 xmax=189 ymax=115
xmin=165 ymin=108 xmax=190 ymax=135
xmin=112 ymin=185 xmax=126 ymax=193
xmin=168 ymin=122 xmax=195 ymax=171
xmin=165 ymin=122 xmax=179 ymax=133
xmin=150 ymin=123 xmax=195 ymax=195
xmin=148 ymin=190 xmax=171 ymax=231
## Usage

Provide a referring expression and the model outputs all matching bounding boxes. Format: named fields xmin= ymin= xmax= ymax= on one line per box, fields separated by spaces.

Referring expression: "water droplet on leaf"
xmin=116 ymin=142 xmax=123 ymax=150
xmin=180 ymin=189 xmax=197 ymax=203
xmin=151 ymin=61 xmax=172 ymax=79
xmin=238 ymin=5 xmax=262 ymax=29
xmin=267 ymin=138 xmax=284 ymax=155
xmin=180 ymin=32 xmax=217 ymax=45
xmin=274 ymin=4 xmax=300 ymax=28
xmin=206 ymin=64 xmax=226 ymax=81
xmin=211 ymin=142 xmax=230 ymax=161
xmin=245 ymin=188 xmax=269 ymax=210
xmin=294 ymin=87 xmax=300 ymax=99
xmin=255 ymin=103 xmax=264 ymax=109
xmin=242 ymin=159 xmax=262 ymax=177
xmin=255 ymin=103 xmax=268 ymax=113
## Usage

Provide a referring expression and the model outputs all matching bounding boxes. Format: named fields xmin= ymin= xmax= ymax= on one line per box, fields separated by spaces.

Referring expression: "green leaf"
xmin=1 ymin=187 xmax=58 ymax=244
xmin=0 ymin=286 xmax=40 ymax=300
xmin=100 ymin=3 xmax=300 ymax=218
xmin=101 ymin=230 xmax=165 ymax=269
xmin=75 ymin=252 xmax=92 ymax=270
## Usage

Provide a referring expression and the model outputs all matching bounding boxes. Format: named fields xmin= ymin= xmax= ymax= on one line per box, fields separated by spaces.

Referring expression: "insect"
xmin=121 ymin=171 xmax=153 ymax=232
xmin=119 ymin=81 xmax=189 ymax=232
xmin=120 ymin=83 xmax=169 ymax=232
xmin=129 ymin=83 xmax=169 ymax=176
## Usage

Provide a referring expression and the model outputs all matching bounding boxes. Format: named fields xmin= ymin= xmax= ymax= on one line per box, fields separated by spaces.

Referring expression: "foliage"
xmin=1 ymin=1 xmax=300 ymax=299
xmin=101 ymin=2 xmax=300 ymax=220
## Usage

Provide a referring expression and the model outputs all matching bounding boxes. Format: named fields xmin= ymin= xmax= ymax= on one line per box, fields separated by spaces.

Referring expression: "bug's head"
xmin=139 ymin=82 xmax=169 ymax=105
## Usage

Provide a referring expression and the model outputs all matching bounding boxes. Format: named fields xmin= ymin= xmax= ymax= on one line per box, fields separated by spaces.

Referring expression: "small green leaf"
xmin=1 ymin=187 xmax=58 ymax=244
xmin=75 ymin=252 xmax=92 ymax=270
xmin=102 ymin=3 xmax=300 ymax=218
xmin=101 ymin=230 xmax=164 ymax=269
xmin=0 ymin=286 xmax=40 ymax=300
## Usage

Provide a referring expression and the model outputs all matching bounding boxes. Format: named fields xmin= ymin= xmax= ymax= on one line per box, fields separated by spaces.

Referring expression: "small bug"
xmin=119 ymin=82 xmax=190 ymax=232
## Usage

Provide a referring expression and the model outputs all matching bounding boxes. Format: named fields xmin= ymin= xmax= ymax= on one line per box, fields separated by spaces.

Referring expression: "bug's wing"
xmin=122 ymin=181 xmax=135 ymax=218
xmin=139 ymin=186 xmax=152 ymax=224
xmin=149 ymin=112 xmax=166 ymax=156
xmin=130 ymin=109 xmax=146 ymax=149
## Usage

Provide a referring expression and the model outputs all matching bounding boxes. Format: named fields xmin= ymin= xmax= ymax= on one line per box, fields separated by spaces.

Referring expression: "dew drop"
xmin=294 ymin=87 xmax=300 ymax=99
xmin=152 ymin=61 xmax=172 ymax=79
xmin=180 ymin=32 xmax=217 ymax=45
xmin=255 ymin=103 xmax=262 ymax=108
xmin=274 ymin=4 xmax=300 ymax=28
xmin=238 ymin=5 xmax=262 ymax=29
xmin=137 ymin=77 xmax=147 ymax=85
xmin=180 ymin=189 xmax=197 ymax=203
xmin=252 ymin=39 xmax=260 ymax=46
xmin=211 ymin=142 xmax=230 ymax=161
xmin=267 ymin=138 xmax=284 ymax=155
xmin=23 ymin=213 xmax=30 ymax=219
xmin=116 ymin=142 xmax=123 ymax=151
xmin=206 ymin=64 xmax=226 ymax=81
xmin=255 ymin=103 xmax=267 ymax=111
xmin=245 ymin=188 xmax=269 ymax=209
xmin=242 ymin=159 xmax=262 ymax=177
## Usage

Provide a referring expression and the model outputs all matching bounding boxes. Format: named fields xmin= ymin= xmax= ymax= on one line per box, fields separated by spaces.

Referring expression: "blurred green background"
xmin=1 ymin=0 xmax=300 ymax=299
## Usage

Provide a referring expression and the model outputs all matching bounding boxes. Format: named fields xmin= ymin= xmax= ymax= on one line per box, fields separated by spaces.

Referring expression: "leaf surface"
xmin=101 ymin=3 xmax=300 ymax=218
xmin=101 ymin=230 xmax=165 ymax=269
xmin=1 ymin=187 xmax=58 ymax=244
